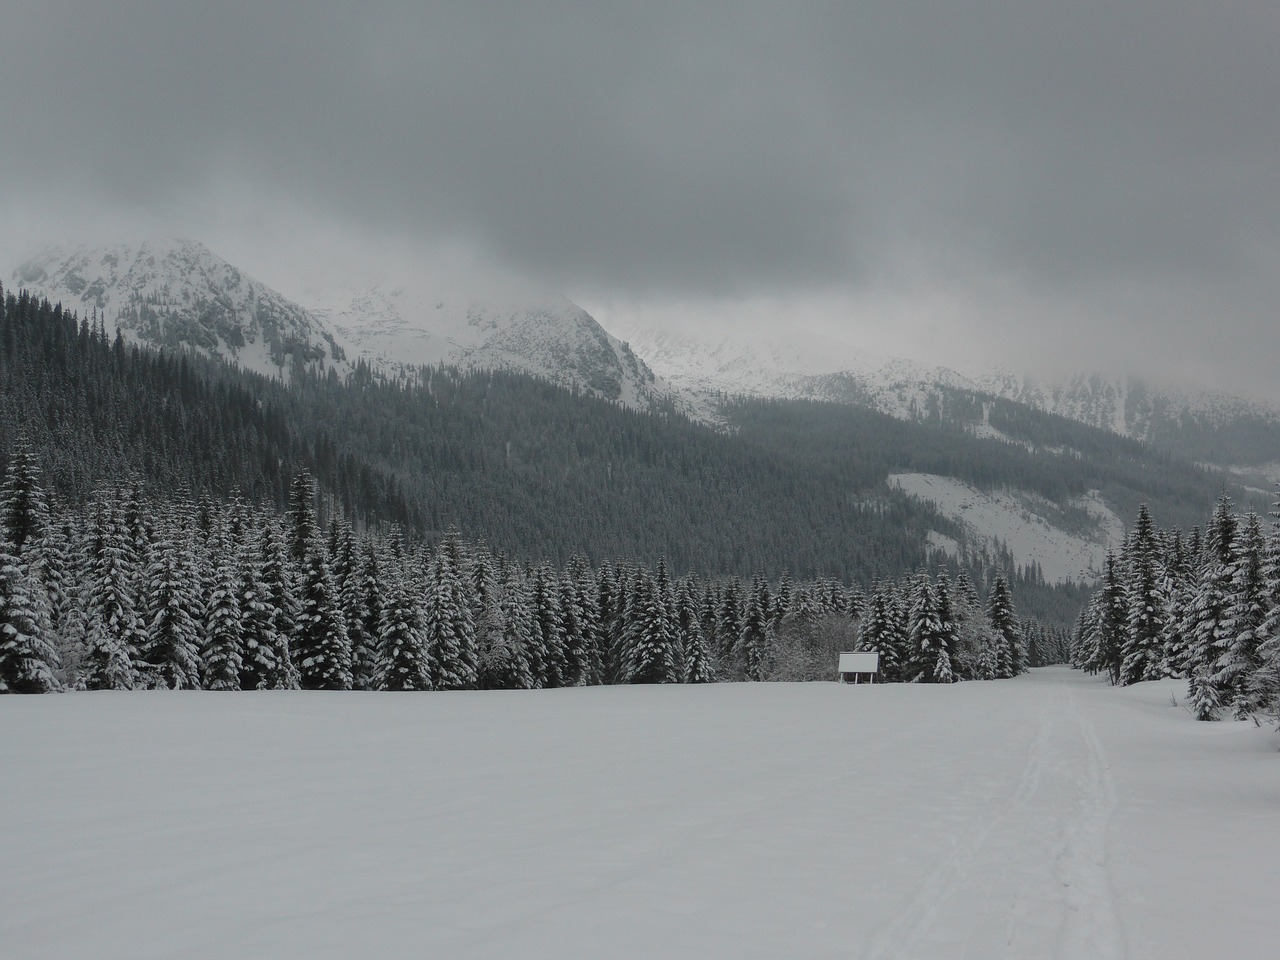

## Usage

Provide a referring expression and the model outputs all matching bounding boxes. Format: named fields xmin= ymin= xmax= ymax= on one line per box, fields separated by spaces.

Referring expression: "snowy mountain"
xmin=619 ymin=324 xmax=1280 ymax=469
xmin=617 ymin=326 xmax=981 ymax=416
xmin=12 ymin=239 xmax=351 ymax=379
xmin=976 ymin=370 xmax=1280 ymax=468
xmin=308 ymin=285 xmax=680 ymax=413
xmin=10 ymin=240 xmax=681 ymax=414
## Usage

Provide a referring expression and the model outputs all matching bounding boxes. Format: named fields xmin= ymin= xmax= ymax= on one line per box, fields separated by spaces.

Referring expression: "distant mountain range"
xmin=617 ymin=324 xmax=1280 ymax=476
xmin=11 ymin=237 xmax=1275 ymax=590
xmin=13 ymin=239 xmax=679 ymax=415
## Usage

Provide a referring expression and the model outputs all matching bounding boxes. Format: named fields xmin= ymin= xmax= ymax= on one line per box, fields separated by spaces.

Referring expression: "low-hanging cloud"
xmin=2 ymin=1 xmax=1277 ymax=396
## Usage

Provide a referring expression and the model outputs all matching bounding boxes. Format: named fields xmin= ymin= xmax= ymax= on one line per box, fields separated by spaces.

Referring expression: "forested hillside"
xmin=3 ymin=283 xmax=1256 ymax=629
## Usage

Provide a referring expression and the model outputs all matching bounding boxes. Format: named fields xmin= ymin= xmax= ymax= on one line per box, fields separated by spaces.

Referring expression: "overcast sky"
xmin=2 ymin=2 xmax=1277 ymax=398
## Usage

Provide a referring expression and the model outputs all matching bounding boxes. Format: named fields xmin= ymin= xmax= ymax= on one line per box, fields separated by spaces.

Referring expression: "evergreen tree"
xmin=477 ymin=566 xmax=535 ymax=690
xmin=257 ymin=520 xmax=301 ymax=689
xmin=906 ymin=574 xmax=950 ymax=683
xmin=202 ymin=532 xmax=244 ymax=691
xmin=142 ymin=520 xmax=203 ymax=690
xmin=288 ymin=472 xmax=320 ymax=567
xmin=1184 ymin=497 xmax=1239 ymax=720
xmin=628 ymin=570 xmax=681 ymax=684
xmin=678 ymin=578 xmax=713 ymax=683
xmin=424 ymin=542 xmax=477 ymax=690
xmin=82 ymin=499 xmax=138 ymax=690
xmin=1119 ymin=504 xmax=1166 ymax=684
xmin=858 ymin=585 xmax=907 ymax=682
xmin=0 ymin=534 xmax=59 ymax=693
xmin=1 ymin=437 xmax=49 ymax=557
xmin=379 ymin=565 xmax=431 ymax=691
xmin=1216 ymin=511 xmax=1267 ymax=717
xmin=987 ymin=576 xmax=1022 ymax=679
xmin=294 ymin=550 xmax=352 ymax=690
xmin=529 ymin=563 xmax=565 ymax=687
xmin=738 ymin=576 xmax=774 ymax=682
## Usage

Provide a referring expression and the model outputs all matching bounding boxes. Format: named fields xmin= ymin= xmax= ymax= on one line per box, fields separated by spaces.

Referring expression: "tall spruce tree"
xmin=294 ymin=549 xmax=353 ymax=691
xmin=0 ymin=533 xmax=59 ymax=693
xmin=424 ymin=542 xmax=477 ymax=690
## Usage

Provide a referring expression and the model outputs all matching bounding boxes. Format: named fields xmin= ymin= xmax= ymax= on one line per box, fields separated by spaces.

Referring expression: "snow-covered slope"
xmin=620 ymin=325 xmax=1280 ymax=459
xmin=977 ymin=370 xmax=1280 ymax=442
xmin=618 ymin=326 xmax=982 ymax=420
xmin=5 ymin=673 xmax=1276 ymax=959
xmin=310 ymin=286 xmax=679 ymax=412
xmin=12 ymin=239 xmax=351 ymax=379
xmin=889 ymin=473 xmax=1125 ymax=584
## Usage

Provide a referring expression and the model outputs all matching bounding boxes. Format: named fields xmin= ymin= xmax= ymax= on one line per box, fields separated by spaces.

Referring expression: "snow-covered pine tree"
xmin=567 ymin=558 xmax=603 ymax=686
xmin=677 ymin=577 xmax=713 ymax=683
xmin=530 ymin=562 xmax=565 ymax=687
xmin=1216 ymin=510 xmax=1267 ymax=718
xmin=598 ymin=561 xmax=627 ymax=684
xmin=557 ymin=570 xmax=588 ymax=686
xmin=628 ymin=569 xmax=682 ymax=684
xmin=1184 ymin=496 xmax=1238 ymax=720
xmin=699 ymin=581 xmax=720 ymax=656
xmin=142 ymin=517 xmax=203 ymax=690
xmin=82 ymin=497 xmax=138 ymax=690
xmin=772 ymin=572 xmax=792 ymax=627
xmin=906 ymin=573 xmax=950 ymax=683
xmin=201 ymin=527 xmax=244 ymax=691
xmin=379 ymin=564 xmax=431 ymax=691
xmin=1248 ymin=485 xmax=1280 ymax=719
xmin=342 ymin=539 xmax=384 ymax=691
xmin=477 ymin=565 xmax=535 ymax=690
xmin=294 ymin=548 xmax=352 ymax=690
xmin=931 ymin=574 xmax=958 ymax=683
xmin=236 ymin=517 xmax=275 ymax=690
xmin=256 ymin=519 xmax=300 ymax=689
xmin=1120 ymin=504 xmax=1166 ymax=685
xmin=987 ymin=575 xmax=1023 ymax=679
xmin=1 ymin=436 xmax=48 ymax=558
xmin=1088 ymin=554 xmax=1127 ymax=685
xmin=424 ymin=542 xmax=477 ymax=690
xmin=716 ymin=576 xmax=743 ymax=662
xmin=739 ymin=575 xmax=774 ymax=682
xmin=287 ymin=472 xmax=320 ymax=567
xmin=0 ymin=532 xmax=59 ymax=693
xmin=858 ymin=585 xmax=903 ymax=681
xmin=35 ymin=514 xmax=83 ymax=683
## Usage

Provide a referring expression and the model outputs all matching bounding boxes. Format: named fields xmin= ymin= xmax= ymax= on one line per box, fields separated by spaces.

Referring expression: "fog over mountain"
xmin=2 ymin=3 xmax=1278 ymax=399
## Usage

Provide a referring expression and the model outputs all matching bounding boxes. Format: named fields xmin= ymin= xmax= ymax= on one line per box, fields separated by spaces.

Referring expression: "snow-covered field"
xmin=3 ymin=670 xmax=1277 ymax=959
xmin=889 ymin=472 xmax=1124 ymax=584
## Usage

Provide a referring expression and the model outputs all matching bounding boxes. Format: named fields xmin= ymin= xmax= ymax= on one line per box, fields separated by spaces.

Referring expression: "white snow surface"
xmin=3 ymin=671 xmax=1277 ymax=959
xmin=889 ymin=473 xmax=1124 ymax=584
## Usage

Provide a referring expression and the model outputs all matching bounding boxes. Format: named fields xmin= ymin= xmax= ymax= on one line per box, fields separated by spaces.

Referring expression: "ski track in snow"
xmin=862 ymin=680 xmax=1124 ymax=960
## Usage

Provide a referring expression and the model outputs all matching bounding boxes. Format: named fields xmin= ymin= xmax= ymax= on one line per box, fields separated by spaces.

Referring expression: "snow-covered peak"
xmin=309 ymin=285 xmax=683 ymax=413
xmin=615 ymin=324 xmax=986 ymax=421
xmin=976 ymin=369 xmax=1280 ymax=440
xmin=12 ymin=238 xmax=351 ymax=380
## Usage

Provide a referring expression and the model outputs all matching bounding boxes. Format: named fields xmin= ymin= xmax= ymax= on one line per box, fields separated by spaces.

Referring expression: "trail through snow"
xmin=3 ymin=669 xmax=1277 ymax=959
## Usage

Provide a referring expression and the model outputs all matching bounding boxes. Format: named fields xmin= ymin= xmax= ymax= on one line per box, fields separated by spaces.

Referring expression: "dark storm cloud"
xmin=2 ymin=1 xmax=1278 ymax=378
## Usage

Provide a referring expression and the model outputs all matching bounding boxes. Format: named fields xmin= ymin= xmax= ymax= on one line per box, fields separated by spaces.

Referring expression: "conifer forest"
xmin=0 ymin=286 xmax=1068 ymax=695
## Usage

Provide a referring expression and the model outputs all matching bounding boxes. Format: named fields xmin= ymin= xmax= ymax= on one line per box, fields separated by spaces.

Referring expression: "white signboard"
xmin=838 ymin=652 xmax=880 ymax=675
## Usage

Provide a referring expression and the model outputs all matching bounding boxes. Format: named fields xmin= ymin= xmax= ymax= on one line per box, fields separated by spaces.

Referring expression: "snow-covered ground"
xmin=3 ymin=670 xmax=1276 ymax=959
xmin=889 ymin=473 xmax=1124 ymax=584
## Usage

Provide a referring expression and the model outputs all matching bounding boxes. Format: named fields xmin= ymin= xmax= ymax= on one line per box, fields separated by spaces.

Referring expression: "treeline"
xmin=1072 ymin=493 xmax=1280 ymax=722
xmin=1 ymin=283 xmax=1060 ymax=614
xmin=0 ymin=444 xmax=1043 ymax=694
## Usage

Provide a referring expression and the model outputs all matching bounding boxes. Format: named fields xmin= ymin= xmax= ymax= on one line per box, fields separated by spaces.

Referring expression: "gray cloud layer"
xmin=3 ymin=2 xmax=1278 ymax=393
